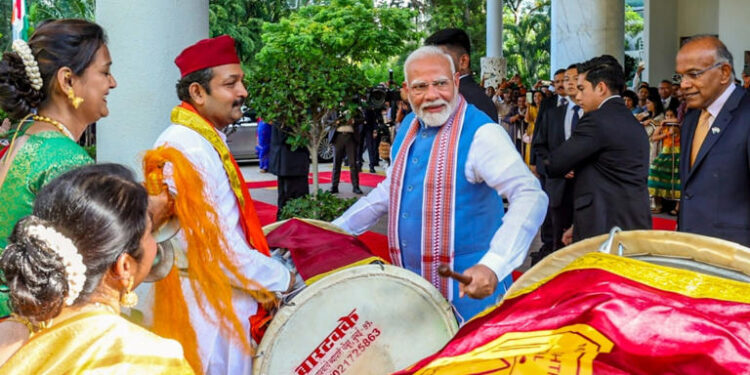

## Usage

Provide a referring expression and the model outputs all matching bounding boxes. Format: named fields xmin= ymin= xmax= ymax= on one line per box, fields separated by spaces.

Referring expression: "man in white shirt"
xmin=333 ymin=46 xmax=547 ymax=321
xmin=153 ymin=35 xmax=291 ymax=374
xmin=676 ymin=35 xmax=750 ymax=246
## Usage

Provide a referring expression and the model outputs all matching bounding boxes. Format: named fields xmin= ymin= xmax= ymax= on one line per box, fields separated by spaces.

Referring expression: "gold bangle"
xmin=8 ymin=313 xmax=35 ymax=333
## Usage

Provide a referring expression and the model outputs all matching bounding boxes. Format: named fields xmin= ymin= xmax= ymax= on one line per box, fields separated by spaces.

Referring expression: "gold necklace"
xmin=32 ymin=115 xmax=75 ymax=140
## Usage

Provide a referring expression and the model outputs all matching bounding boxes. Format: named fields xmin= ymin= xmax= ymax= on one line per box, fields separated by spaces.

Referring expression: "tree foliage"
xmin=246 ymin=0 xmax=416 ymax=193
xmin=209 ymin=0 xmax=290 ymax=66
xmin=502 ymin=0 xmax=550 ymax=87
xmin=418 ymin=0 xmax=551 ymax=87
xmin=0 ymin=0 xmax=95 ymax=52
xmin=0 ymin=1 xmax=11 ymax=53
xmin=624 ymin=5 xmax=643 ymax=51
xmin=421 ymin=0 xmax=486 ymax=75
xmin=29 ymin=0 xmax=94 ymax=22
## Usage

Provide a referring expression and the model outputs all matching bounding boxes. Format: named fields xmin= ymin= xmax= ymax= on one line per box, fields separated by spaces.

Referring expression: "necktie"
xmin=560 ymin=97 xmax=568 ymax=107
xmin=690 ymin=109 xmax=711 ymax=167
xmin=571 ymin=105 xmax=580 ymax=132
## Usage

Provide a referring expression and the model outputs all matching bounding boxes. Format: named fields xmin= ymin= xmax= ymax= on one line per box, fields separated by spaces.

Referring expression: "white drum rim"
xmin=509 ymin=229 xmax=750 ymax=295
xmin=253 ymin=264 xmax=458 ymax=375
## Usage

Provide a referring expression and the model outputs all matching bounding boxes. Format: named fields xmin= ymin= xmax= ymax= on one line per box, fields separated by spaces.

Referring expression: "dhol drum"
xmin=393 ymin=228 xmax=750 ymax=374
xmin=509 ymin=226 xmax=750 ymax=294
xmin=254 ymin=221 xmax=458 ymax=375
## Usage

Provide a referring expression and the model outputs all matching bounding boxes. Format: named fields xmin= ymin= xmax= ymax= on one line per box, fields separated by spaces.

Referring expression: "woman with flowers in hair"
xmin=0 ymin=163 xmax=193 ymax=373
xmin=0 ymin=19 xmax=116 ymax=317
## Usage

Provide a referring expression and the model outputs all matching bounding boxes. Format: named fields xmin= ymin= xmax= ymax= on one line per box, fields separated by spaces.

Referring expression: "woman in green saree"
xmin=0 ymin=19 xmax=117 ymax=317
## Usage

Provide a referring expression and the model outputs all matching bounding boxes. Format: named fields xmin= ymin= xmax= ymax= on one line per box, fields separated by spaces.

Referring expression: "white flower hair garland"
xmin=11 ymin=40 xmax=43 ymax=91
xmin=26 ymin=224 xmax=87 ymax=306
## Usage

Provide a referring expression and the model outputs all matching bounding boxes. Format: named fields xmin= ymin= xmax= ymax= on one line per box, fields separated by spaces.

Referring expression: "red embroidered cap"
xmin=175 ymin=35 xmax=240 ymax=77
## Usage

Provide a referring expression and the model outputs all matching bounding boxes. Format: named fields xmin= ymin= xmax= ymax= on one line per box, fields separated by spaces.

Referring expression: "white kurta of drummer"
xmin=155 ymin=124 xmax=290 ymax=375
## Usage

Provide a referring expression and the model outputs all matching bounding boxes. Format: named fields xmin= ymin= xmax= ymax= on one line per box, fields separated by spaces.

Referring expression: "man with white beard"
xmin=333 ymin=46 xmax=547 ymax=320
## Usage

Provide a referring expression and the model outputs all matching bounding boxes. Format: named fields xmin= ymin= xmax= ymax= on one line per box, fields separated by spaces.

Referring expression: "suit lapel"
xmin=681 ymin=110 xmax=698 ymax=182
xmin=554 ymin=105 xmax=567 ymax=145
xmin=688 ymin=88 xmax=744 ymax=179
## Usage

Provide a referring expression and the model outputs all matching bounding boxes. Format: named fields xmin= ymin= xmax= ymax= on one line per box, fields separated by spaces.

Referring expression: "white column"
xmin=551 ymin=0 xmax=625 ymax=71
xmin=95 ymin=0 xmax=209 ymax=174
xmin=481 ymin=0 xmax=506 ymax=88
xmin=486 ymin=0 xmax=503 ymax=58
xmin=643 ymin=0 xmax=678 ymax=85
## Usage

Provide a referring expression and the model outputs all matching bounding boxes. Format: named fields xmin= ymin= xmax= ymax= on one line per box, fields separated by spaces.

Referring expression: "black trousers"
xmin=276 ymin=175 xmax=309 ymax=220
xmin=537 ymin=174 xmax=554 ymax=252
xmin=332 ymin=132 xmax=359 ymax=188
xmin=550 ymin=180 xmax=575 ymax=251
xmin=360 ymin=129 xmax=380 ymax=169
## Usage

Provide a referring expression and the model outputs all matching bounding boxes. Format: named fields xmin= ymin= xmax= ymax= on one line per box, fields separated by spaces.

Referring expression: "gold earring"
xmin=66 ymin=88 xmax=84 ymax=109
xmin=120 ymin=277 xmax=138 ymax=308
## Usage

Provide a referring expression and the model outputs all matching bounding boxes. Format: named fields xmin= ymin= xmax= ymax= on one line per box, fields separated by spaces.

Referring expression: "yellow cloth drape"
xmin=0 ymin=311 xmax=194 ymax=374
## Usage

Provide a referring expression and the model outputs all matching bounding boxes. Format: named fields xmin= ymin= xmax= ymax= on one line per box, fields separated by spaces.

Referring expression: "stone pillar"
xmin=481 ymin=0 xmax=506 ymax=88
xmin=95 ymin=0 xmax=209 ymax=174
xmin=551 ymin=0 xmax=625 ymax=72
xmin=643 ymin=0 xmax=678 ymax=85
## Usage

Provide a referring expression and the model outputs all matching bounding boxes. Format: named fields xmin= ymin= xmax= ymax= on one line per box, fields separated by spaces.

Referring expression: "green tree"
xmin=0 ymin=1 xmax=11 ymax=53
xmin=422 ymin=0 xmax=487 ymax=75
xmin=28 ymin=0 xmax=95 ymax=24
xmin=246 ymin=0 xmax=416 ymax=194
xmin=209 ymin=0 xmax=290 ymax=66
xmin=1 ymin=1 xmax=95 ymax=52
xmin=502 ymin=0 xmax=550 ymax=86
xmin=418 ymin=0 xmax=551 ymax=87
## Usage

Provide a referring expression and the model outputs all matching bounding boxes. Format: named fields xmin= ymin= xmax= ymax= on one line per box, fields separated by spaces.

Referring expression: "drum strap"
xmin=388 ymin=97 xmax=466 ymax=299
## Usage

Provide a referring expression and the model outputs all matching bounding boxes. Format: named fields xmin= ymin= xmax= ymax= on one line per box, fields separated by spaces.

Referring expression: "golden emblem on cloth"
xmin=413 ymin=324 xmax=613 ymax=375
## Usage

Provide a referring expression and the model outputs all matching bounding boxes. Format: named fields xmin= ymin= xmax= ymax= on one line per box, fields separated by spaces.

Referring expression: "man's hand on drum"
xmin=459 ymin=264 xmax=498 ymax=299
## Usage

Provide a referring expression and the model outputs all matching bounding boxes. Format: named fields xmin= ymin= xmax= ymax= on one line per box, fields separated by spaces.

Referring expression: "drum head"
xmin=254 ymin=264 xmax=458 ymax=375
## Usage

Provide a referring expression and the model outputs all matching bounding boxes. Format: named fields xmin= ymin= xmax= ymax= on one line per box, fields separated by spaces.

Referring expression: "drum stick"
xmin=437 ymin=264 xmax=473 ymax=285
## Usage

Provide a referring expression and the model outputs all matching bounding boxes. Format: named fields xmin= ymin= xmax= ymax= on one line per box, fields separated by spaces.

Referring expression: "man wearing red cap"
xmin=153 ymin=35 xmax=292 ymax=374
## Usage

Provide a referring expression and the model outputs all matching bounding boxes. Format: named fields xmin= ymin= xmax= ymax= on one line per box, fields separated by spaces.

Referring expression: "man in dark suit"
xmin=676 ymin=36 xmax=750 ymax=246
xmin=659 ymin=79 xmax=680 ymax=113
xmin=425 ymin=28 xmax=499 ymax=123
xmin=269 ymin=125 xmax=310 ymax=219
xmin=539 ymin=55 xmax=651 ymax=243
xmin=529 ymin=68 xmax=567 ymax=257
xmin=533 ymin=64 xmax=583 ymax=255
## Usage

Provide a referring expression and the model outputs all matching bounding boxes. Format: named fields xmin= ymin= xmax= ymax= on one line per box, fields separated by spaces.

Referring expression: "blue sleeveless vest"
xmin=391 ymin=103 xmax=511 ymax=320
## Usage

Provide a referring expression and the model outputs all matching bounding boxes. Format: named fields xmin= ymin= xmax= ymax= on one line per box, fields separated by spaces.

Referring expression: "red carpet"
xmin=245 ymin=170 xmax=385 ymax=190
xmin=316 ymin=171 xmax=385 ymax=188
xmin=652 ymin=217 xmax=677 ymax=231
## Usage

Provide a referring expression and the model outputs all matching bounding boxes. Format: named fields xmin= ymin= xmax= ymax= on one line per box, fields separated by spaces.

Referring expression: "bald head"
xmin=675 ymin=35 xmax=734 ymax=109
xmin=680 ymin=35 xmax=734 ymax=77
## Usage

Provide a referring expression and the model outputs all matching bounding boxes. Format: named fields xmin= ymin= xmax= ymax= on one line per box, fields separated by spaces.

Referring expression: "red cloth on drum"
xmin=394 ymin=253 xmax=750 ymax=375
xmin=265 ymin=219 xmax=384 ymax=283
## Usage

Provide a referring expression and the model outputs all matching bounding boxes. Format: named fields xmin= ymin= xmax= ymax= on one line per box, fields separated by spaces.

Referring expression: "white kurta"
xmin=155 ymin=124 xmax=290 ymax=375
